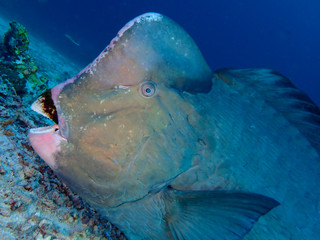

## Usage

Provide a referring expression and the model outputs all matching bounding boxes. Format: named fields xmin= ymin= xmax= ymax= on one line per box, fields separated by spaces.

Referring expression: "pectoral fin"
xmin=163 ymin=188 xmax=279 ymax=240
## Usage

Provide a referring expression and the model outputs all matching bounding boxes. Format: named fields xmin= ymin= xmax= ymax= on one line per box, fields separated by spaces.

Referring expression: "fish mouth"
xmin=30 ymin=89 xmax=68 ymax=141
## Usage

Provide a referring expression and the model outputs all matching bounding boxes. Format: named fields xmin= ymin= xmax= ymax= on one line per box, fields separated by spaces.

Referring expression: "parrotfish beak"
xmin=28 ymin=85 xmax=69 ymax=169
xmin=28 ymin=124 xmax=66 ymax=169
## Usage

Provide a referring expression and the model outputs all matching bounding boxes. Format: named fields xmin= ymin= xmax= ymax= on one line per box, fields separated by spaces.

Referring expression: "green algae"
xmin=4 ymin=21 xmax=30 ymax=56
xmin=0 ymin=21 xmax=48 ymax=98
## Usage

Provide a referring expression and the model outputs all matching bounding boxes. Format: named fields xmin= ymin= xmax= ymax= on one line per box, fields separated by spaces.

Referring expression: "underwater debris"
xmin=0 ymin=21 xmax=48 ymax=98
xmin=3 ymin=129 xmax=14 ymax=136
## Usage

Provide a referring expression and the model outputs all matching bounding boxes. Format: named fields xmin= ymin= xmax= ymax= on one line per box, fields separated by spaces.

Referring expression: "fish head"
xmin=28 ymin=13 xmax=212 ymax=208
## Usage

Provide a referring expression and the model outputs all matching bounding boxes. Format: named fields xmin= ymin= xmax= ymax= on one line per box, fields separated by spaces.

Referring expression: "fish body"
xmin=29 ymin=13 xmax=320 ymax=240
xmin=65 ymin=33 xmax=80 ymax=46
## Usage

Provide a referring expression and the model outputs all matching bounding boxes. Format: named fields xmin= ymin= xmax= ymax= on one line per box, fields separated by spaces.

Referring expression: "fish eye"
xmin=140 ymin=81 xmax=157 ymax=98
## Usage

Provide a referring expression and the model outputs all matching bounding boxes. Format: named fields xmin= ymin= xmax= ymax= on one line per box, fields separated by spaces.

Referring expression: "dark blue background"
xmin=1 ymin=0 xmax=319 ymax=105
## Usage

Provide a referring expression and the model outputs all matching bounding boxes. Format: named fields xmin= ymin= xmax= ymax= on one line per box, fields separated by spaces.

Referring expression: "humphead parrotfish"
xmin=28 ymin=13 xmax=320 ymax=240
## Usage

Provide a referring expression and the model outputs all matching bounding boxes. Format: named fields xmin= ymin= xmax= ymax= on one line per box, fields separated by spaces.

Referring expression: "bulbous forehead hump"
xmin=69 ymin=13 xmax=212 ymax=94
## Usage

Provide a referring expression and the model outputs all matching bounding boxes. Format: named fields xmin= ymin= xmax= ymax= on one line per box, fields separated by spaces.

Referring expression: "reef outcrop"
xmin=0 ymin=21 xmax=48 ymax=98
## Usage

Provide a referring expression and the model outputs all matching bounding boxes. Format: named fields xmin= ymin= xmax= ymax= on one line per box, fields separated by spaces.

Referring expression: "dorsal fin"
xmin=215 ymin=68 xmax=320 ymax=153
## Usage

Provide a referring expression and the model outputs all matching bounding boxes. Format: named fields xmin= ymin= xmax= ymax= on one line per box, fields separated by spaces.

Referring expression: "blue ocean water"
xmin=0 ymin=0 xmax=319 ymax=106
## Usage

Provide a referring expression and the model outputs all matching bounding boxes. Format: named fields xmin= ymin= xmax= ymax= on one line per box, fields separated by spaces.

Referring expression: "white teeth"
xmin=29 ymin=125 xmax=58 ymax=134
xmin=31 ymin=96 xmax=48 ymax=118
xmin=30 ymin=92 xmax=57 ymax=123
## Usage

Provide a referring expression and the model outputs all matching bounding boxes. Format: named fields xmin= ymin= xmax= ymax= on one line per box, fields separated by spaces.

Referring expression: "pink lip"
xmin=28 ymin=124 xmax=67 ymax=169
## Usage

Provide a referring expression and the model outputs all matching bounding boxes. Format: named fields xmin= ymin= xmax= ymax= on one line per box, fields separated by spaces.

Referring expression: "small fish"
xmin=64 ymin=33 xmax=80 ymax=46
xmin=29 ymin=13 xmax=320 ymax=239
